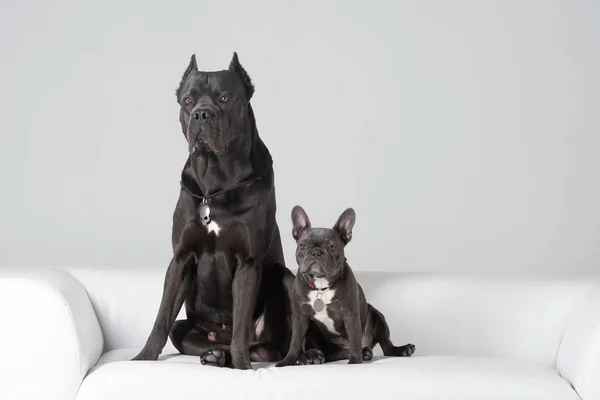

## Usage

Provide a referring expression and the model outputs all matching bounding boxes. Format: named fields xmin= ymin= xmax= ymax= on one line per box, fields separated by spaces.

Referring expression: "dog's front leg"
xmin=230 ymin=259 xmax=261 ymax=369
xmin=275 ymin=311 xmax=309 ymax=367
xmin=343 ymin=310 xmax=363 ymax=364
xmin=132 ymin=249 xmax=194 ymax=361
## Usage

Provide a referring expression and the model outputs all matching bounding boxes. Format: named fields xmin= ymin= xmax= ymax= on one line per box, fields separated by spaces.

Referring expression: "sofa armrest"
xmin=0 ymin=267 xmax=104 ymax=400
xmin=558 ymin=282 xmax=600 ymax=400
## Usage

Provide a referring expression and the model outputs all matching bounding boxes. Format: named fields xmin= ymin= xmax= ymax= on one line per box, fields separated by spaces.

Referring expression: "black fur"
xmin=176 ymin=54 xmax=198 ymax=99
xmin=132 ymin=53 xmax=294 ymax=370
xmin=276 ymin=206 xmax=415 ymax=366
xmin=229 ymin=52 xmax=254 ymax=100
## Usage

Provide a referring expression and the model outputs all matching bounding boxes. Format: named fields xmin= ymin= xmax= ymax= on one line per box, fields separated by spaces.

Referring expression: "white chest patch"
xmin=307 ymin=278 xmax=338 ymax=335
xmin=205 ymin=221 xmax=221 ymax=236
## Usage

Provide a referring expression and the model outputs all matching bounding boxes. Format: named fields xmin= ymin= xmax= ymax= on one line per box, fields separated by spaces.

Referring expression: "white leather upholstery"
xmin=0 ymin=267 xmax=103 ymax=400
xmin=76 ymin=349 xmax=578 ymax=400
xmin=68 ymin=266 xmax=597 ymax=365
xmin=357 ymin=272 xmax=598 ymax=365
xmin=2 ymin=265 xmax=600 ymax=400
xmin=558 ymin=283 xmax=600 ymax=399
xmin=67 ymin=266 xmax=185 ymax=354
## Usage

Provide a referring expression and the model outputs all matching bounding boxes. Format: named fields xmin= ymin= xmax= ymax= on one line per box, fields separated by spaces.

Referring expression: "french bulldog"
xmin=276 ymin=206 xmax=415 ymax=366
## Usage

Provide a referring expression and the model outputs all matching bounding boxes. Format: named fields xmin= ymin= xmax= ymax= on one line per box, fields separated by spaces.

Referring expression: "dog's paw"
xmin=200 ymin=349 xmax=229 ymax=367
xmin=394 ymin=343 xmax=415 ymax=357
xmin=131 ymin=349 xmax=159 ymax=361
xmin=362 ymin=347 xmax=373 ymax=361
xmin=296 ymin=349 xmax=325 ymax=365
xmin=348 ymin=356 xmax=363 ymax=364
xmin=233 ymin=360 xmax=253 ymax=370
xmin=275 ymin=356 xmax=298 ymax=367
xmin=231 ymin=352 xmax=253 ymax=370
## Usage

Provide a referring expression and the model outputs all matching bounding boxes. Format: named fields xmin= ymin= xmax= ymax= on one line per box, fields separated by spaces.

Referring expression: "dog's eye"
xmin=328 ymin=245 xmax=336 ymax=252
xmin=220 ymin=95 xmax=229 ymax=103
xmin=183 ymin=97 xmax=192 ymax=105
xmin=299 ymin=244 xmax=306 ymax=250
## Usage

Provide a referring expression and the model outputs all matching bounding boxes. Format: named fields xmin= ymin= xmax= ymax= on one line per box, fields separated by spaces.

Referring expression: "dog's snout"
xmin=307 ymin=263 xmax=324 ymax=278
xmin=310 ymin=248 xmax=324 ymax=257
xmin=193 ymin=108 xmax=215 ymax=121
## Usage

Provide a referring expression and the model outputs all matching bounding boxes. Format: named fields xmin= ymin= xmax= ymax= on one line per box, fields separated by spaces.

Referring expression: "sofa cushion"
xmin=76 ymin=349 xmax=578 ymax=400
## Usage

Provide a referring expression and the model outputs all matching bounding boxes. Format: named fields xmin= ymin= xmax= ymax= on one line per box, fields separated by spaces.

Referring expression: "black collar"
xmin=180 ymin=164 xmax=272 ymax=203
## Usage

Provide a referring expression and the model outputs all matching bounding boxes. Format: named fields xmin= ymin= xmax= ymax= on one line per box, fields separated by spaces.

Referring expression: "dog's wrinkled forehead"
xmin=301 ymin=228 xmax=345 ymax=247
xmin=179 ymin=71 xmax=244 ymax=101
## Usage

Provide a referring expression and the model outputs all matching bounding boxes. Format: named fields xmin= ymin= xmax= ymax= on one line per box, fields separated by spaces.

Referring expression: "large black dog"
xmin=132 ymin=53 xmax=294 ymax=370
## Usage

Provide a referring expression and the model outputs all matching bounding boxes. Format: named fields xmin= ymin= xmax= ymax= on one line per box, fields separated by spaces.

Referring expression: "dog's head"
xmin=176 ymin=53 xmax=254 ymax=156
xmin=291 ymin=206 xmax=356 ymax=285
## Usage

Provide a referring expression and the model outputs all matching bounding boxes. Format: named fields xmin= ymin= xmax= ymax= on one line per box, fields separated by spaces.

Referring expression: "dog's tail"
xmin=370 ymin=304 xmax=415 ymax=357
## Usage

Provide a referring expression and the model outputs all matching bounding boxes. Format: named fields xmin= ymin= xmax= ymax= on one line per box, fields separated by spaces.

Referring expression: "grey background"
xmin=1 ymin=1 xmax=599 ymax=274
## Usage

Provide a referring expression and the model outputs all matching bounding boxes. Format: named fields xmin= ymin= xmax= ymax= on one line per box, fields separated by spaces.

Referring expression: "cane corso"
xmin=276 ymin=206 xmax=415 ymax=366
xmin=132 ymin=53 xmax=294 ymax=370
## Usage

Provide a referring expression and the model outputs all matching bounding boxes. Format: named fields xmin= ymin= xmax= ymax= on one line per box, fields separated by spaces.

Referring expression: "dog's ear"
xmin=291 ymin=205 xmax=311 ymax=241
xmin=333 ymin=208 xmax=356 ymax=245
xmin=176 ymin=54 xmax=198 ymax=98
xmin=229 ymin=52 xmax=255 ymax=100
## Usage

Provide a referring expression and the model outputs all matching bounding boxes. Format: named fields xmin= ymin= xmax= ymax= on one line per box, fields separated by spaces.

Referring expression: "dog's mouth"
xmin=190 ymin=142 xmax=203 ymax=156
xmin=189 ymin=140 xmax=210 ymax=157
xmin=189 ymin=135 xmax=224 ymax=157
xmin=187 ymin=118 xmax=224 ymax=156
xmin=303 ymin=262 xmax=327 ymax=280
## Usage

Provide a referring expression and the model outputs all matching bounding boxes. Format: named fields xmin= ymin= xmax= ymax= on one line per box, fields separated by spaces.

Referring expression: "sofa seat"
xmin=76 ymin=349 xmax=578 ymax=400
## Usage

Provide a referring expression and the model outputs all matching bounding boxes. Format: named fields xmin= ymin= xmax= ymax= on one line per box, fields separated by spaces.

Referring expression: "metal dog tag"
xmin=313 ymin=291 xmax=325 ymax=312
xmin=313 ymin=299 xmax=325 ymax=312
xmin=198 ymin=200 xmax=211 ymax=226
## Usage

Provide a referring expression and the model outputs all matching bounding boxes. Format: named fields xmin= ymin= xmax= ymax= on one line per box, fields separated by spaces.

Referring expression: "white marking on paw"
xmin=205 ymin=221 xmax=221 ymax=236
xmin=307 ymin=282 xmax=338 ymax=335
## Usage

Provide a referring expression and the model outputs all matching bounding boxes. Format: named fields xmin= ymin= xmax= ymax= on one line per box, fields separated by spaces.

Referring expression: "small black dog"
xmin=276 ymin=206 xmax=415 ymax=366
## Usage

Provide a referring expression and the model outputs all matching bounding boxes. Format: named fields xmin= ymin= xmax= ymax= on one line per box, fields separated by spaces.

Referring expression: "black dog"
xmin=276 ymin=206 xmax=415 ymax=366
xmin=132 ymin=53 xmax=294 ymax=370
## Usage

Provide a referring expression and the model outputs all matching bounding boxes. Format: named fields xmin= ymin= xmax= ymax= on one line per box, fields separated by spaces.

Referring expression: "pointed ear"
xmin=333 ymin=208 xmax=356 ymax=245
xmin=176 ymin=54 xmax=197 ymax=98
xmin=291 ymin=206 xmax=312 ymax=241
xmin=229 ymin=52 xmax=255 ymax=100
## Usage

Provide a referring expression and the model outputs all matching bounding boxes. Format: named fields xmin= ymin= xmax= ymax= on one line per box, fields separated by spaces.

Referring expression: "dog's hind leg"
xmin=370 ymin=304 xmax=415 ymax=357
xmin=170 ymin=320 xmax=232 ymax=366
xmin=170 ymin=320 xmax=226 ymax=354
xmin=249 ymin=344 xmax=281 ymax=362
xmin=201 ymin=343 xmax=280 ymax=367
xmin=170 ymin=320 xmax=280 ymax=367
xmin=320 ymin=343 xmax=350 ymax=362
xmin=200 ymin=344 xmax=280 ymax=367
xmin=360 ymin=306 xmax=376 ymax=361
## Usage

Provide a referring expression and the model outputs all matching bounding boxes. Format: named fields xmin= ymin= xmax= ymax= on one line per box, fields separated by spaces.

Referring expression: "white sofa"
xmin=1 ymin=266 xmax=599 ymax=400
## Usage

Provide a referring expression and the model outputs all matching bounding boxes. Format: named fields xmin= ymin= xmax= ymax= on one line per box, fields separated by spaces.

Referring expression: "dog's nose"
xmin=310 ymin=248 xmax=323 ymax=257
xmin=193 ymin=109 xmax=214 ymax=121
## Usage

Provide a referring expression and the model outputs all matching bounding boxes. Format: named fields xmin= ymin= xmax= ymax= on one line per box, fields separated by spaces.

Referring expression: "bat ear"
xmin=229 ymin=52 xmax=255 ymax=100
xmin=333 ymin=208 xmax=356 ymax=245
xmin=176 ymin=54 xmax=197 ymax=98
xmin=291 ymin=205 xmax=311 ymax=240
